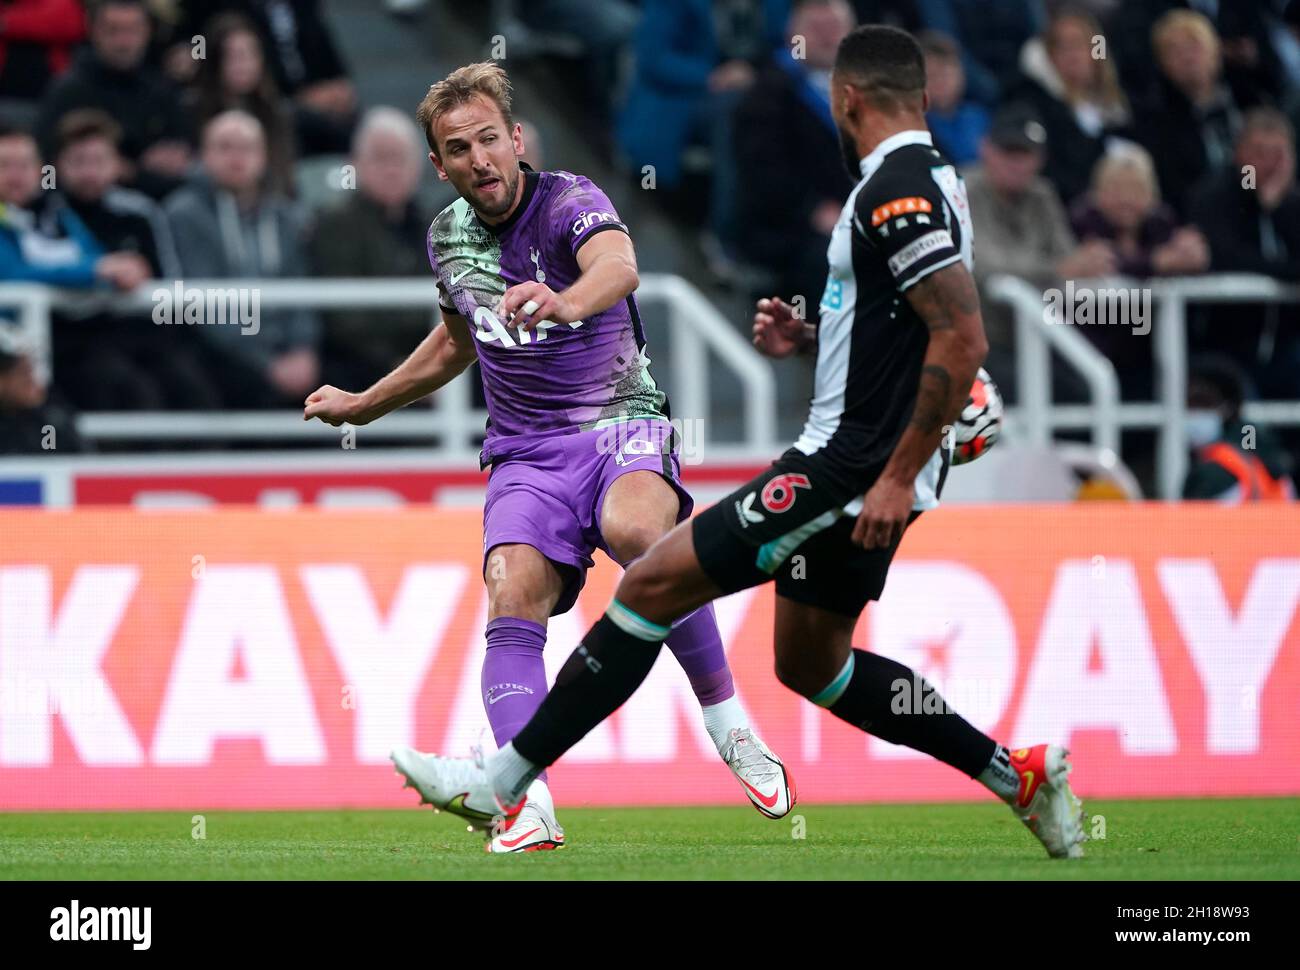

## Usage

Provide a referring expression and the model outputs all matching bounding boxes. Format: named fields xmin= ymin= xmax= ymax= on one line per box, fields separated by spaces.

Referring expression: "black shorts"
xmin=692 ymin=447 xmax=925 ymax=618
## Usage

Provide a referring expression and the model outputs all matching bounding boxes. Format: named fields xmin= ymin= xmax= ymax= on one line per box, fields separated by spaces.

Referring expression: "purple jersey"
xmin=426 ymin=165 xmax=668 ymax=464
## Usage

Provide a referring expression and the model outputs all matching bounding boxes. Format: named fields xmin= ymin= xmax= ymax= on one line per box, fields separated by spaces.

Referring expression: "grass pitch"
xmin=1 ymin=798 xmax=1296 ymax=880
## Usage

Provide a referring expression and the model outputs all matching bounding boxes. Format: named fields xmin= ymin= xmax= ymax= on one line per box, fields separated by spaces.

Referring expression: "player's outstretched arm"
xmin=499 ymin=230 xmax=638 ymax=330
xmin=852 ymin=262 xmax=988 ymax=549
xmin=303 ymin=310 xmax=478 ymax=426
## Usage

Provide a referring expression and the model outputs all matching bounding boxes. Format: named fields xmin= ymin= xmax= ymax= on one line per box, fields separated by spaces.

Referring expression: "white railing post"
xmin=0 ymin=276 xmax=779 ymax=454
xmin=1154 ymin=289 xmax=1189 ymax=501
xmin=988 ymin=275 xmax=1125 ymax=456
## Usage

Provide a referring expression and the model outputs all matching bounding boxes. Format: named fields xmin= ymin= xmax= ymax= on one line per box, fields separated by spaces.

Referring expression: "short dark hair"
xmin=89 ymin=0 xmax=147 ymax=24
xmin=55 ymin=109 xmax=123 ymax=156
xmin=834 ymin=24 xmax=926 ymax=112
xmin=0 ymin=119 xmax=35 ymax=143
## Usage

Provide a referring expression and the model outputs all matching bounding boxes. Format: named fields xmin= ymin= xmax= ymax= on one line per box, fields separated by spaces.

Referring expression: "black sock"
xmin=828 ymin=649 xmax=996 ymax=776
xmin=510 ymin=608 xmax=665 ymax=768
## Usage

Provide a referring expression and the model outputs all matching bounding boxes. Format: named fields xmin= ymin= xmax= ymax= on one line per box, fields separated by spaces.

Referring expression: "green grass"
xmin=2 ymin=798 xmax=1297 ymax=880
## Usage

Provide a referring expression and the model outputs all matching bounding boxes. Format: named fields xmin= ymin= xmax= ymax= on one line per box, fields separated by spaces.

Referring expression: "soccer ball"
xmin=948 ymin=367 xmax=1002 ymax=465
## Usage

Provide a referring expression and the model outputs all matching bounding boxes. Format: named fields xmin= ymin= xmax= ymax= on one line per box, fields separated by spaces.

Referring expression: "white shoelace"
xmin=722 ymin=728 xmax=781 ymax=787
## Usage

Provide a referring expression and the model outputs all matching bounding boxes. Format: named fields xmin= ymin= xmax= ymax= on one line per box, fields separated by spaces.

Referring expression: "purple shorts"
xmin=482 ymin=418 xmax=694 ymax=615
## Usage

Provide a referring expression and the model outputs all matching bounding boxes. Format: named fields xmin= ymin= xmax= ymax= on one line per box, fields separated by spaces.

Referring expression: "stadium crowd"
xmin=0 ymin=0 xmax=1295 ymax=497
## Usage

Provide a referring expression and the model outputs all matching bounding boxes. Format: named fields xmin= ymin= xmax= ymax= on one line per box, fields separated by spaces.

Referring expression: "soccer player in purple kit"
xmin=303 ymin=62 xmax=793 ymax=852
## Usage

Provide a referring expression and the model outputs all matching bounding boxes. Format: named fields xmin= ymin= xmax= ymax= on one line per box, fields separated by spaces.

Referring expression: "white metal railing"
xmin=988 ymin=273 xmax=1300 ymax=500
xmin=0 ymin=275 xmax=779 ymax=457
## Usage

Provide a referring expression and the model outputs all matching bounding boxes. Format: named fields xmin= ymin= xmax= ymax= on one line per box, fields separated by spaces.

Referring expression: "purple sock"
xmin=482 ymin=616 xmax=549 ymax=781
xmin=663 ymin=603 xmax=735 ymax=705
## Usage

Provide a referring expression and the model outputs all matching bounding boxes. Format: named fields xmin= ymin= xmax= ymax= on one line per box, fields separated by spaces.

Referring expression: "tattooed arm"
xmin=851 ymin=262 xmax=988 ymax=549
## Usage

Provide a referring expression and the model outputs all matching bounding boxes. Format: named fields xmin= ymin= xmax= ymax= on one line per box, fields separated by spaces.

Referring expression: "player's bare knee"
xmin=605 ymin=520 xmax=671 ymax=565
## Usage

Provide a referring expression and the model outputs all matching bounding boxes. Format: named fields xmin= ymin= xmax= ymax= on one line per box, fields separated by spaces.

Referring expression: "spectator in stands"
xmin=964 ymin=104 xmax=1117 ymax=292
xmin=1188 ymin=107 xmax=1300 ymax=399
xmin=0 ymin=120 xmax=168 ymax=409
xmin=1070 ymin=145 xmax=1208 ymax=280
xmin=0 ymin=326 xmax=86 ymax=454
xmin=307 ymin=107 xmax=432 ymax=389
xmin=1183 ymin=355 xmax=1295 ymax=502
xmin=1135 ymin=10 xmax=1246 ymax=218
xmin=1068 ymin=145 xmax=1208 ymax=398
xmin=1108 ymin=1 xmax=1285 ymax=114
xmin=913 ymin=0 xmax=1046 ymax=106
xmin=920 ymin=30 xmax=987 ymax=166
xmin=165 ymin=110 xmax=320 ymax=408
xmin=36 ymin=0 xmax=192 ymax=200
xmin=733 ymin=0 xmax=854 ymax=317
xmin=617 ymin=0 xmax=786 ymax=259
xmin=188 ymin=12 xmax=297 ymax=196
xmin=0 ymin=121 xmax=148 ymax=291
xmin=49 ymin=108 xmax=179 ymax=277
xmin=962 ymin=104 xmax=1116 ymax=399
xmin=0 ymin=0 xmax=86 ymax=110
xmin=1009 ymin=6 xmax=1132 ymax=207
xmin=177 ymin=0 xmax=357 ymax=156
xmin=49 ymin=108 xmax=222 ymax=410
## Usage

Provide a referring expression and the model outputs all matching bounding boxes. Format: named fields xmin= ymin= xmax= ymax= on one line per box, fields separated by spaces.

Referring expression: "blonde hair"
xmin=416 ymin=61 xmax=514 ymax=156
xmin=1152 ymin=9 xmax=1221 ymax=65
xmin=1091 ymin=144 xmax=1159 ymax=202
xmin=1046 ymin=9 xmax=1128 ymax=118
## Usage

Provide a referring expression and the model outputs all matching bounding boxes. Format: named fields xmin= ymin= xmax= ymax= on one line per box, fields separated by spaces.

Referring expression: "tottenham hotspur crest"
xmin=530 ymin=246 xmax=546 ymax=282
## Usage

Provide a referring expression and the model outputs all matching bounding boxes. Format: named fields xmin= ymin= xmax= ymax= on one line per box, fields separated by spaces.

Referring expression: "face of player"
xmin=0 ymin=134 xmax=41 ymax=206
xmin=830 ymin=72 xmax=863 ymax=177
xmin=429 ymin=94 xmax=526 ymax=222
xmin=57 ymin=136 xmax=122 ymax=202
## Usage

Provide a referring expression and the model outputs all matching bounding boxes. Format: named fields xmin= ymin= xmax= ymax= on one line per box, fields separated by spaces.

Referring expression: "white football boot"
xmin=1007 ymin=744 xmax=1087 ymax=859
xmin=486 ymin=781 xmax=566 ymax=853
xmin=390 ymin=746 xmax=519 ymax=832
xmin=720 ymin=727 xmax=796 ymax=819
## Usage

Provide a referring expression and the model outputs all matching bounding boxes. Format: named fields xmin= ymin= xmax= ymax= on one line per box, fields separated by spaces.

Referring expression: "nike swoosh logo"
xmin=500 ymin=827 xmax=540 ymax=848
xmin=447 ymin=791 xmax=494 ymax=821
xmin=1019 ymin=769 xmax=1035 ymax=807
xmin=739 ymin=776 xmax=781 ymax=809
xmin=450 ymin=265 xmax=477 ymax=284
xmin=488 ymin=690 xmax=528 ymax=704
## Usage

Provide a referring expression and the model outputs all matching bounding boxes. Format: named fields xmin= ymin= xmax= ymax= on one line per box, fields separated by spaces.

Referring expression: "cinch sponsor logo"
xmin=49 ymin=900 xmax=151 ymax=950
xmin=571 ymin=210 xmax=618 ymax=234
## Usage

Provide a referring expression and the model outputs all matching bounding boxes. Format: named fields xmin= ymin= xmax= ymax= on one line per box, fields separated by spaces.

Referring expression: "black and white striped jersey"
xmin=794 ymin=129 xmax=974 ymax=511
